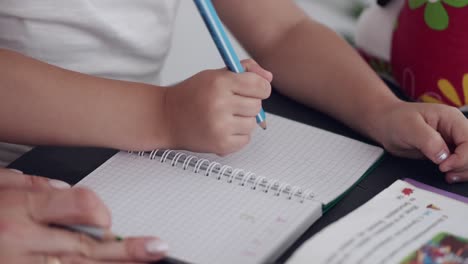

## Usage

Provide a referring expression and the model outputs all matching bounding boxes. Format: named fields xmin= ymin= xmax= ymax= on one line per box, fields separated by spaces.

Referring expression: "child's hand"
xmin=164 ymin=59 xmax=272 ymax=156
xmin=372 ymin=102 xmax=468 ymax=183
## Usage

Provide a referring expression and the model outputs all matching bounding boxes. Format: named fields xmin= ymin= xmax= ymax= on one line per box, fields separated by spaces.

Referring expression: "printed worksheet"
xmin=287 ymin=179 xmax=468 ymax=264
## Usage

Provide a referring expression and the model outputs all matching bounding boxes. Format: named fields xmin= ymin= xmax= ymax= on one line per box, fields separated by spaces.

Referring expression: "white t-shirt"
xmin=0 ymin=0 xmax=180 ymax=166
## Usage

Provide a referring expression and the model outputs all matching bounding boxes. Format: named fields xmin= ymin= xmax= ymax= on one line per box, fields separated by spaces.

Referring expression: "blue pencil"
xmin=193 ymin=0 xmax=267 ymax=130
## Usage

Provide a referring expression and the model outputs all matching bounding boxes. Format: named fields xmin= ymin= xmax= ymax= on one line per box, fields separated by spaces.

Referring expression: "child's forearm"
xmin=252 ymin=20 xmax=402 ymax=141
xmin=0 ymin=49 xmax=171 ymax=150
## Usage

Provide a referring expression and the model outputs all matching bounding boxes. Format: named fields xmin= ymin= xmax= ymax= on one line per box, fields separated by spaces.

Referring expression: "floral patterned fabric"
xmin=391 ymin=0 xmax=468 ymax=109
xmin=408 ymin=0 xmax=468 ymax=30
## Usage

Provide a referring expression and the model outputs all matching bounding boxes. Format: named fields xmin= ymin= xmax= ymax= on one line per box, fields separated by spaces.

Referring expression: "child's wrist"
xmin=160 ymin=87 xmax=176 ymax=149
xmin=359 ymin=94 xmax=403 ymax=144
xmin=124 ymin=84 xmax=175 ymax=151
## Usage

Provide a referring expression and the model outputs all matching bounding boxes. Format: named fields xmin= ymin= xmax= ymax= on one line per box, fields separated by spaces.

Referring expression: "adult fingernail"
xmin=8 ymin=169 xmax=23 ymax=174
xmin=436 ymin=150 xmax=449 ymax=162
xmin=145 ymin=239 xmax=169 ymax=255
xmin=49 ymin=179 xmax=71 ymax=189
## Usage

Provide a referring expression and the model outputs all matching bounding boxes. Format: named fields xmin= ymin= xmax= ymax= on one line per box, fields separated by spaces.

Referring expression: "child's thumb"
xmin=411 ymin=121 xmax=450 ymax=165
xmin=241 ymin=59 xmax=273 ymax=82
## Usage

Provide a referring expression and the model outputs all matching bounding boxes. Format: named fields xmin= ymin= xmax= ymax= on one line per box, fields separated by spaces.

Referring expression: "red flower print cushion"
xmin=391 ymin=0 xmax=468 ymax=110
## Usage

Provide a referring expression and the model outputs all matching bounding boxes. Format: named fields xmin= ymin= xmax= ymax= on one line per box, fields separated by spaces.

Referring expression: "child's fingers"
xmin=436 ymin=108 xmax=468 ymax=174
xmin=241 ymin=59 xmax=273 ymax=82
xmin=445 ymin=169 xmax=468 ymax=184
xmin=232 ymin=96 xmax=262 ymax=117
xmin=216 ymin=135 xmax=250 ymax=156
xmin=232 ymin=117 xmax=257 ymax=135
xmin=440 ymin=142 xmax=468 ymax=173
xmin=232 ymin=72 xmax=271 ymax=99
xmin=228 ymin=135 xmax=251 ymax=153
xmin=406 ymin=118 xmax=450 ymax=165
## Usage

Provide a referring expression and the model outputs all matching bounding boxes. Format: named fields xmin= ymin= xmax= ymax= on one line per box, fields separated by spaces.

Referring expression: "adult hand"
xmin=0 ymin=168 xmax=168 ymax=263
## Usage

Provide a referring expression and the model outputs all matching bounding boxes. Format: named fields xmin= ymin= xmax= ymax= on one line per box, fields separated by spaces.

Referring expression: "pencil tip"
xmin=259 ymin=121 xmax=267 ymax=130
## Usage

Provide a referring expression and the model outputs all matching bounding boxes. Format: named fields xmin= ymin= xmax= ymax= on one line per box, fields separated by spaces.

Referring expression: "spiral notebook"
xmin=77 ymin=114 xmax=384 ymax=264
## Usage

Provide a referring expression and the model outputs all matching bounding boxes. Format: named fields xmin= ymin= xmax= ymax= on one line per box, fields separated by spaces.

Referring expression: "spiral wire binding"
xmin=128 ymin=150 xmax=315 ymax=203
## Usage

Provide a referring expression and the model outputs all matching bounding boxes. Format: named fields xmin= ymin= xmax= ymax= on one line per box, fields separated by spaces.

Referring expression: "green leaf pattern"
xmin=409 ymin=0 xmax=427 ymax=8
xmin=408 ymin=0 xmax=468 ymax=30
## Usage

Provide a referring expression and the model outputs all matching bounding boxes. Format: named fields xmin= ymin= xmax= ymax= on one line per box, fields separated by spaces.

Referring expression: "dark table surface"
xmin=8 ymin=89 xmax=468 ymax=263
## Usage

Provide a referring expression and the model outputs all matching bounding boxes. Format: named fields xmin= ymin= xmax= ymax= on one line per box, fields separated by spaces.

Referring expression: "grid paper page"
xmin=78 ymin=152 xmax=322 ymax=264
xmin=183 ymin=114 xmax=384 ymax=204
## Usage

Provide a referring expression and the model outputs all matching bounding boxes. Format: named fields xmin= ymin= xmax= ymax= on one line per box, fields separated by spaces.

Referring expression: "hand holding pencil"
xmin=158 ymin=0 xmax=272 ymax=156
xmin=0 ymin=168 xmax=168 ymax=263
xmin=193 ymin=0 xmax=270 ymax=129
xmin=165 ymin=60 xmax=271 ymax=156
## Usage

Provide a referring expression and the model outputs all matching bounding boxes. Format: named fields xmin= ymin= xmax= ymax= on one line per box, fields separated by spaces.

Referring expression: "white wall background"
xmin=160 ymin=0 xmax=362 ymax=85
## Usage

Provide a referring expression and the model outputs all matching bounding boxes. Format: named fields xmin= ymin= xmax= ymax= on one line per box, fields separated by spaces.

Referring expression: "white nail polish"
xmin=437 ymin=151 xmax=448 ymax=162
xmin=145 ymin=240 xmax=169 ymax=254
xmin=49 ymin=179 xmax=71 ymax=189
xmin=8 ymin=169 xmax=23 ymax=174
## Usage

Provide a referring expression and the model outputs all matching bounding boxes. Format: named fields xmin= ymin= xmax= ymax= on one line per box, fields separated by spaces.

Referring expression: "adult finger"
xmin=27 ymin=187 xmax=111 ymax=228
xmin=0 ymin=168 xmax=70 ymax=190
xmin=13 ymin=255 xmax=138 ymax=264
xmin=86 ymin=237 xmax=167 ymax=262
xmin=232 ymin=96 xmax=262 ymax=117
xmin=43 ymin=255 xmax=140 ymax=264
xmin=231 ymin=72 xmax=271 ymax=99
xmin=29 ymin=225 xmax=167 ymax=263
xmin=0 ymin=256 xmax=44 ymax=264
xmin=241 ymin=59 xmax=273 ymax=82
